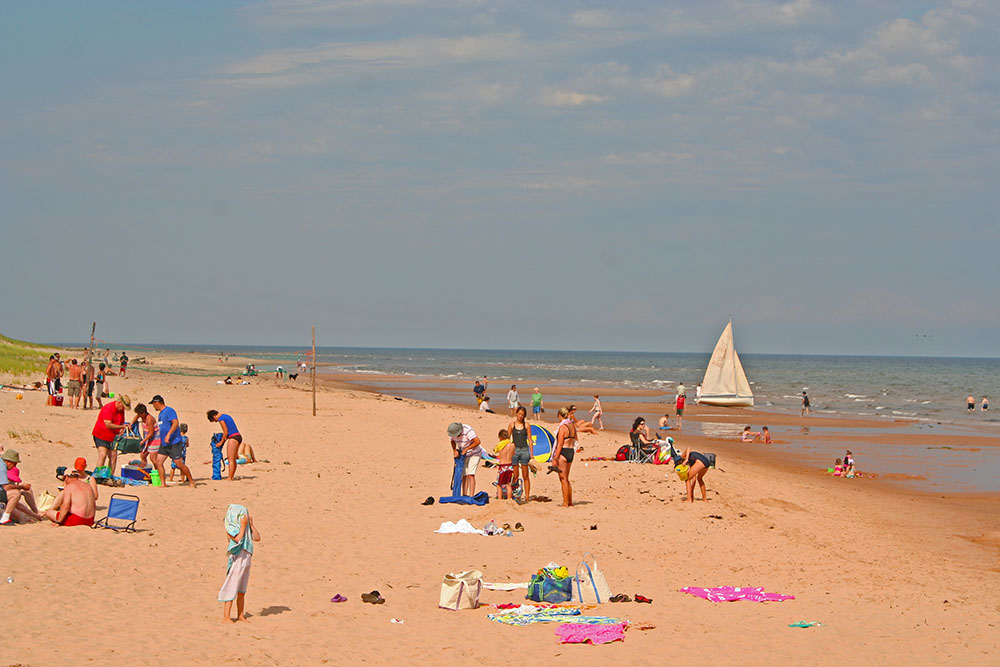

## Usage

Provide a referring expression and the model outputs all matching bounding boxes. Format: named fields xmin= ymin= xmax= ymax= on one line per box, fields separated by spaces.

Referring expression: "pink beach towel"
xmin=680 ymin=586 xmax=794 ymax=603
xmin=555 ymin=622 xmax=626 ymax=645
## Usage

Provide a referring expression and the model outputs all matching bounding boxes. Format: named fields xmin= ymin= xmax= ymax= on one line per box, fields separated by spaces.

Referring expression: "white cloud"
xmin=571 ymin=9 xmax=616 ymax=29
xmin=541 ymin=90 xmax=607 ymax=107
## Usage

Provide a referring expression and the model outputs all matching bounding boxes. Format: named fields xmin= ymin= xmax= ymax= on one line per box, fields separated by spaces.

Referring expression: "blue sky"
xmin=1 ymin=1 xmax=998 ymax=356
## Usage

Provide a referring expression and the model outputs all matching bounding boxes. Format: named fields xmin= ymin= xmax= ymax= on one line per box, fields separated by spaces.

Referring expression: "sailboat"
xmin=698 ymin=320 xmax=754 ymax=407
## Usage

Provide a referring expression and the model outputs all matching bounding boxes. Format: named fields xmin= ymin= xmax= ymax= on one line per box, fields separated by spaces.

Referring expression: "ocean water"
xmin=136 ymin=345 xmax=999 ymax=426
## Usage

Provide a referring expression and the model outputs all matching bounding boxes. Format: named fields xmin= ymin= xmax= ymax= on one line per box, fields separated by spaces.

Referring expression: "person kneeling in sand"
xmin=43 ymin=469 xmax=97 ymax=527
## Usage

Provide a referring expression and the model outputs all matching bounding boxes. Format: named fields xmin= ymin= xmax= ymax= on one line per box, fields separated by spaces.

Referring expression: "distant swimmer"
xmin=982 ymin=396 xmax=989 ymax=412
xmin=967 ymin=394 xmax=975 ymax=412
xmin=801 ymin=390 xmax=811 ymax=417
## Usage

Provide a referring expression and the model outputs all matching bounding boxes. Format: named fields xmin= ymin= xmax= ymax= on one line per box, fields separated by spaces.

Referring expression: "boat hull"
xmin=697 ymin=395 xmax=754 ymax=407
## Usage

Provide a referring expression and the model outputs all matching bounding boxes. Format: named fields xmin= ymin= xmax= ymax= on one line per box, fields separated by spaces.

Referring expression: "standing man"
xmin=92 ymin=394 xmax=130 ymax=475
xmin=473 ymin=379 xmax=486 ymax=406
xmin=677 ymin=382 xmax=686 ymax=401
xmin=506 ymin=385 xmax=520 ymax=417
xmin=447 ymin=422 xmax=483 ymax=496
xmin=119 ymin=351 xmax=129 ymax=378
xmin=45 ymin=353 xmax=63 ymax=406
xmin=150 ymin=395 xmax=196 ymax=488
xmin=801 ymin=390 xmax=811 ymax=417
xmin=531 ymin=387 xmax=544 ymax=420
xmin=66 ymin=359 xmax=84 ymax=409
xmin=83 ymin=356 xmax=96 ymax=410
xmin=675 ymin=389 xmax=686 ymax=430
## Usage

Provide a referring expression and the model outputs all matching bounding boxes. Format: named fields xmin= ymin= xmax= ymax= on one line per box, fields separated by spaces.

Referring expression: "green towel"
xmin=224 ymin=504 xmax=253 ymax=570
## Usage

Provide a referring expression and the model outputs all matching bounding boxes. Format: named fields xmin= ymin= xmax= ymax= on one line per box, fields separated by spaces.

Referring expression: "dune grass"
xmin=0 ymin=333 xmax=50 ymax=378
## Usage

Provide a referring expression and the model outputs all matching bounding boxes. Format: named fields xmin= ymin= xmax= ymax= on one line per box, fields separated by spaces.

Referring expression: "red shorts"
xmin=61 ymin=514 xmax=95 ymax=527
xmin=497 ymin=465 xmax=514 ymax=486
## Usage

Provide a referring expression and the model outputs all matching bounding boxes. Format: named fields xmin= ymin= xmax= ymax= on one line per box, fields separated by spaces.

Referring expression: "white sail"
xmin=699 ymin=321 xmax=753 ymax=407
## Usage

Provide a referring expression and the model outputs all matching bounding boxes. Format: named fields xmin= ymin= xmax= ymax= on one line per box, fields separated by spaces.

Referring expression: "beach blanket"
xmin=680 ymin=586 xmax=795 ymax=603
xmin=439 ymin=455 xmax=490 ymax=505
xmin=555 ymin=622 xmax=627 ymax=645
xmin=434 ymin=519 xmax=485 ymax=535
xmin=487 ymin=607 xmax=623 ymax=627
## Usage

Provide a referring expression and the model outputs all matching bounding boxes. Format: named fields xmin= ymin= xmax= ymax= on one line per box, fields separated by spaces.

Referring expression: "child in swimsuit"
xmin=833 ymin=459 xmax=843 ymax=477
xmin=494 ymin=429 xmax=515 ymax=501
xmin=169 ymin=424 xmax=189 ymax=482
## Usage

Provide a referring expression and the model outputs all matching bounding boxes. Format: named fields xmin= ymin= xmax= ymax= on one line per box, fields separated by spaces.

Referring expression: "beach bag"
xmin=526 ymin=568 xmax=573 ymax=603
xmin=615 ymin=445 xmax=630 ymax=462
xmin=572 ymin=553 xmax=613 ymax=604
xmin=439 ymin=570 xmax=483 ymax=610
xmin=655 ymin=446 xmax=673 ymax=465
xmin=114 ymin=425 xmax=143 ymax=454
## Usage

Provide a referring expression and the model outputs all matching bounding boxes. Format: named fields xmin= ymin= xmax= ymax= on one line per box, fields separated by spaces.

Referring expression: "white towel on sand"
xmin=434 ymin=519 xmax=485 ymax=535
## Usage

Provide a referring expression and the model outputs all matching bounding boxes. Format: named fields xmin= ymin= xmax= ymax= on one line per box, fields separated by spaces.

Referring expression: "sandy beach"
xmin=2 ymin=352 xmax=998 ymax=665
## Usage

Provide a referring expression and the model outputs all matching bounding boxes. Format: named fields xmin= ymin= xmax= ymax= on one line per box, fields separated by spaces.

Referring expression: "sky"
xmin=1 ymin=0 xmax=998 ymax=356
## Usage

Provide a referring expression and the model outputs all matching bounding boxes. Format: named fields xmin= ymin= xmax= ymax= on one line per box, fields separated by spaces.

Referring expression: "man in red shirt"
xmin=675 ymin=391 xmax=686 ymax=430
xmin=92 ymin=394 xmax=131 ymax=476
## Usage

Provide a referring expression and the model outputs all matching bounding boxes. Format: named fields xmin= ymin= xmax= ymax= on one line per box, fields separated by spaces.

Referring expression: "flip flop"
xmin=513 ymin=522 xmax=524 ymax=532
xmin=635 ymin=594 xmax=652 ymax=604
xmin=330 ymin=594 xmax=347 ymax=603
xmin=361 ymin=591 xmax=386 ymax=605
xmin=421 ymin=497 xmax=435 ymax=506
xmin=609 ymin=594 xmax=631 ymax=603
xmin=546 ymin=465 xmax=560 ymax=474
xmin=502 ymin=523 xmax=512 ymax=531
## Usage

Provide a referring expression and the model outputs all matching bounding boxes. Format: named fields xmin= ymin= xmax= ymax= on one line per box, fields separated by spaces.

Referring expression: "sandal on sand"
xmin=609 ymin=594 xmax=631 ymax=603
xmin=421 ymin=497 xmax=435 ymax=506
xmin=546 ymin=465 xmax=560 ymax=474
xmin=635 ymin=594 xmax=652 ymax=604
xmin=513 ymin=522 xmax=524 ymax=532
xmin=361 ymin=591 xmax=386 ymax=605
xmin=330 ymin=594 xmax=347 ymax=603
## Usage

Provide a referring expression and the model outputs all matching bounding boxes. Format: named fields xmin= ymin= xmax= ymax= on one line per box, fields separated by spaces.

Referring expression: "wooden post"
xmin=311 ymin=325 xmax=317 ymax=416
xmin=90 ymin=322 xmax=96 ymax=353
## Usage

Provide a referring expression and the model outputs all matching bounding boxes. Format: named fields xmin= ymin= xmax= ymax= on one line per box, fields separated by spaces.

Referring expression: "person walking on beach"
xmin=208 ymin=410 xmax=243 ymax=481
xmin=219 ymin=504 xmax=261 ymax=624
xmin=507 ymin=385 xmax=520 ymax=416
xmin=801 ymin=390 xmax=811 ymax=417
xmin=151 ymin=395 xmax=196 ymax=488
xmin=92 ymin=394 xmax=130 ymax=476
xmin=553 ymin=407 xmax=576 ymax=507
xmin=590 ymin=395 xmax=604 ymax=430
xmin=967 ymin=394 xmax=976 ymax=412
xmin=531 ymin=388 xmax=543 ymax=420
xmin=473 ymin=380 xmax=486 ymax=405
xmin=447 ymin=422 xmax=483 ymax=496
xmin=675 ymin=391 xmax=686 ymax=430
xmin=507 ymin=406 xmax=533 ymax=504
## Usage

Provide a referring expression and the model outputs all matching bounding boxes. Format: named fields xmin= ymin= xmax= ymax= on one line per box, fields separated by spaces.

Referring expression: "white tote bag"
xmin=439 ymin=570 xmax=483 ymax=610
xmin=572 ymin=553 xmax=613 ymax=604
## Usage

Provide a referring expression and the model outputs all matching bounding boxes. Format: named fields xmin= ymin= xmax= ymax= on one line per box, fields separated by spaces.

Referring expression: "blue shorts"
xmin=512 ymin=449 xmax=531 ymax=466
xmin=532 ymin=405 xmax=540 ymax=415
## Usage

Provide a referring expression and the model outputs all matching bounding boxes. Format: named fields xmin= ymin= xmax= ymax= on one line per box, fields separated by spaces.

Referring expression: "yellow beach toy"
xmin=675 ymin=464 xmax=690 ymax=481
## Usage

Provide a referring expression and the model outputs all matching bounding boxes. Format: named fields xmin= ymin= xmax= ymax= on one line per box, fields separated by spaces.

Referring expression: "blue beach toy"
xmin=211 ymin=432 xmax=224 ymax=480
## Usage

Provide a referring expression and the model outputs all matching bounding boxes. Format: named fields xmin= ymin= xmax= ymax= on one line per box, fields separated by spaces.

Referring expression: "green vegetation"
xmin=0 ymin=333 xmax=50 ymax=377
xmin=7 ymin=427 xmax=43 ymax=440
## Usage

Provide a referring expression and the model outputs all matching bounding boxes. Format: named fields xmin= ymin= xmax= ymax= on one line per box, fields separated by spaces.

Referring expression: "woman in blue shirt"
xmin=208 ymin=410 xmax=243 ymax=481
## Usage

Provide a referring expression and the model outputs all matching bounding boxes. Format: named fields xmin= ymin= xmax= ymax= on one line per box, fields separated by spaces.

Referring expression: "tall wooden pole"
xmin=311 ymin=325 xmax=317 ymax=416
xmin=90 ymin=322 xmax=96 ymax=353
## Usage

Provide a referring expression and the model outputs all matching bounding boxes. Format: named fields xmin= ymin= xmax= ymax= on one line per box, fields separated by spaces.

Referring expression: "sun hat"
xmin=74 ymin=457 xmax=87 ymax=472
xmin=447 ymin=422 xmax=463 ymax=437
xmin=118 ymin=394 xmax=132 ymax=408
xmin=1 ymin=449 xmax=20 ymax=463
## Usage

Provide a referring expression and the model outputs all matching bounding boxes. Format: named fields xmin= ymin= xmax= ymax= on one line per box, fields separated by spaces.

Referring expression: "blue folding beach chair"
xmin=93 ymin=493 xmax=140 ymax=533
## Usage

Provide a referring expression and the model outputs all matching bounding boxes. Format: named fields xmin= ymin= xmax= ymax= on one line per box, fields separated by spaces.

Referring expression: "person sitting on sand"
xmin=740 ymin=426 xmax=761 ymax=442
xmin=833 ymin=459 xmax=843 ymax=476
xmin=761 ymin=426 xmax=772 ymax=443
xmin=479 ymin=396 xmax=494 ymax=413
xmin=657 ymin=414 xmax=671 ymax=432
xmin=494 ymin=429 xmax=515 ymax=501
xmin=568 ymin=405 xmax=597 ymax=436
xmin=673 ymin=447 xmax=713 ymax=503
xmin=70 ymin=457 xmax=99 ymax=501
xmin=631 ymin=417 xmax=658 ymax=448
xmin=224 ymin=376 xmax=233 ymax=385
xmin=219 ymin=504 xmax=261 ymax=624
xmin=42 ymin=468 xmax=97 ymax=527
xmin=1 ymin=450 xmax=42 ymax=525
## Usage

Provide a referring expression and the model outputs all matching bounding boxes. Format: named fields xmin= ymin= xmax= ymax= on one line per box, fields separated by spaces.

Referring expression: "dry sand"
xmin=1 ymin=353 xmax=998 ymax=665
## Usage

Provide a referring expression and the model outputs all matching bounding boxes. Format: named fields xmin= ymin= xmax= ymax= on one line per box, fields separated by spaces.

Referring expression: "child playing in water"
xmin=761 ymin=426 xmax=772 ymax=443
xmin=494 ymin=429 xmax=515 ymax=500
xmin=219 ymin=504 xmax=261 ymax=624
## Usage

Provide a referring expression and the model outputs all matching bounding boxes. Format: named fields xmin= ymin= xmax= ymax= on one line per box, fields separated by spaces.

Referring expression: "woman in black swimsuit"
xmin=507 ymin=406 xmax=533 ymax=503
xmin=555 ymin=407 xmax=576 ymax=507
xmin=675 ymin=446 xmax=713 ymax=503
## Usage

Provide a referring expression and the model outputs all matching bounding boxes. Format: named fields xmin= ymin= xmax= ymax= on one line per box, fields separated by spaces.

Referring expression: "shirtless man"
xmin=67 ymin=359 xmax=84 ymax=409
xmin=83 ymin=357 xmax=95 ymax=410
xmin=45 ymin=353 xmax=63 ymax=405
xmin=43 ymin=470 xmax=97 ymax=527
